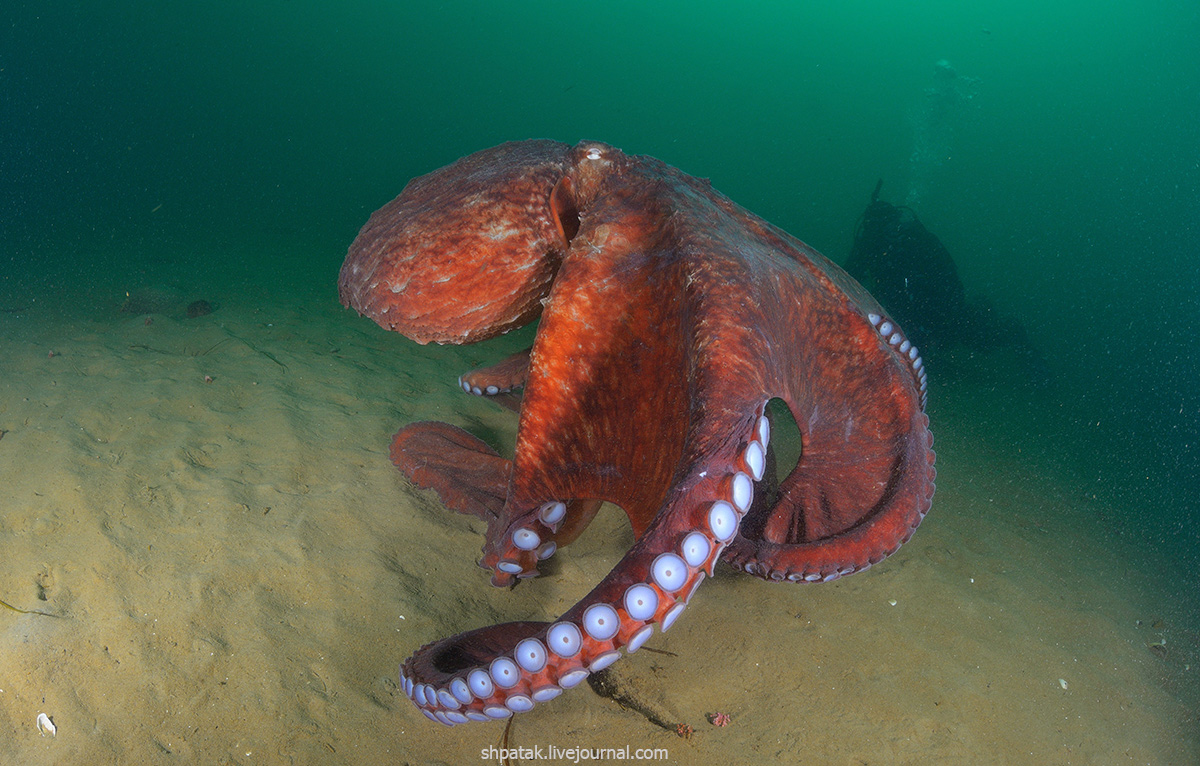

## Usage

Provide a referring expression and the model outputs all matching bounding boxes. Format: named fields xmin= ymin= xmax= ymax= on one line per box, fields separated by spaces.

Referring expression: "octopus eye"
xmin=586 ymin=147 xmax=602 ymax=160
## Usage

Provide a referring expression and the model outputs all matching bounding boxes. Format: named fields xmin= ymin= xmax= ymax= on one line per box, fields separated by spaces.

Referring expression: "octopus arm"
xmin=398 ymin=405 xmax=776 ymax=724
xmin=720 ymin=262 xmax=936 ymax=581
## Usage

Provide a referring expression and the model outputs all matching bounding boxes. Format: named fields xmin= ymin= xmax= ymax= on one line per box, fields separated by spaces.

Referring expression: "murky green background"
xmin=5 ymin=2 xmax=1196 ymax=577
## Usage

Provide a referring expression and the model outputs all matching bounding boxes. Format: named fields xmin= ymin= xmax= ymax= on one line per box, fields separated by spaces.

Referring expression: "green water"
xmin=5 ymin=0 xmax=1196 ymax=633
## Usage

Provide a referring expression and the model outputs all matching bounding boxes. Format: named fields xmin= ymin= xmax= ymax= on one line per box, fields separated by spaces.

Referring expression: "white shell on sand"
xmin=36 ymin=713 xmax=55 ymax=737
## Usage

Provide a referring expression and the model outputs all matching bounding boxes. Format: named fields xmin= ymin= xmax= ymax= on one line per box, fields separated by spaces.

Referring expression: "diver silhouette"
xmin=846 ymin=180 xmax=1048 ymax=382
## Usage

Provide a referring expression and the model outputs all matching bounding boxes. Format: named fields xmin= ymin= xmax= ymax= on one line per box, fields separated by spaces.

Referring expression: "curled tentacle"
xmin=399 ymin=410 xmax=774 ymax=724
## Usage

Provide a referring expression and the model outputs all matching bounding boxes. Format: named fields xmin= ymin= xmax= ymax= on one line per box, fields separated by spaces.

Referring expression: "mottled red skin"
xmin=338 ymin=140 xmax=935 ymax=723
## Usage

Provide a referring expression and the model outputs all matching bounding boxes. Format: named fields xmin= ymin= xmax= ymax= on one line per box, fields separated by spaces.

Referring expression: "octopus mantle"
xmin=338 ymin=140 xmax=935 ymax=725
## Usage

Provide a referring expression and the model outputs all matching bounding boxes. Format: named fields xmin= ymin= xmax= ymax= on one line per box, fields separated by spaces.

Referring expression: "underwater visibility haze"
xmin=1 ymin=1 xmax=1197 ymax=763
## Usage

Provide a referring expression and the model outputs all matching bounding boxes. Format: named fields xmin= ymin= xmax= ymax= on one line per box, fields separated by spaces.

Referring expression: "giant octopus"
xmin=337 ymin=140 xmax=935 ymax=725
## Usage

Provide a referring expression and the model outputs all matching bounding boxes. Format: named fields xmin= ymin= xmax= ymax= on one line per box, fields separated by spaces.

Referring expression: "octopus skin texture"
xmin=337 ymin=139 xmax=936 ymax=725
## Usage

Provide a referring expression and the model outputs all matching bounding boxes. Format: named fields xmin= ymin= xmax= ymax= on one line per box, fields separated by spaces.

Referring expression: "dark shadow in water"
xmin=845 ymin=180 xmax=1050 ymax=386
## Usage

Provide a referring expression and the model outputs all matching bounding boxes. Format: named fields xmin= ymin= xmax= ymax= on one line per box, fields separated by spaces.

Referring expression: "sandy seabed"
xmin=0 ymin=252 xmax=1196 ymax=765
